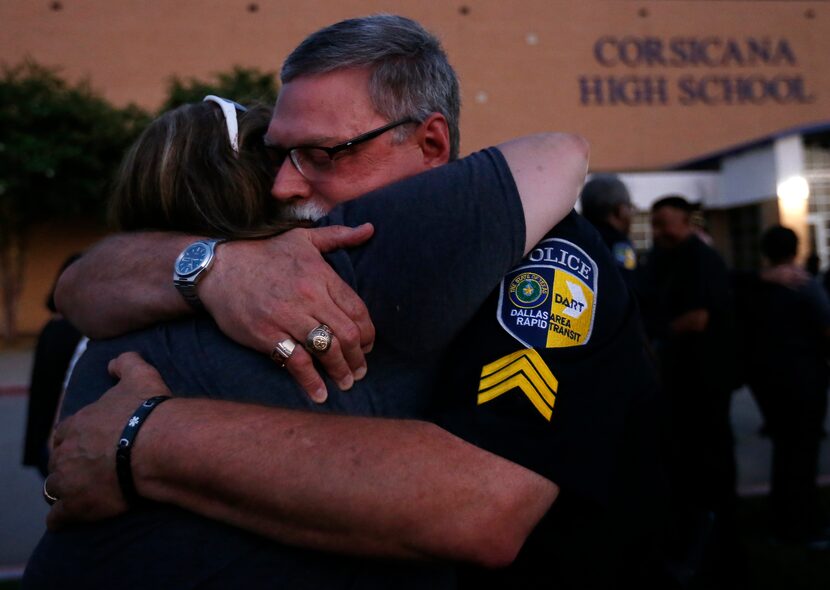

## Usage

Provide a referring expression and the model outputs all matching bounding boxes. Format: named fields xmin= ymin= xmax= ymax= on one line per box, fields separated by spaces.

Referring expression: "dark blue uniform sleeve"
xmin=433 ymin=213 xmax=662 ymax=508
xmin=320 ymin=147 xmax=526 ymax=355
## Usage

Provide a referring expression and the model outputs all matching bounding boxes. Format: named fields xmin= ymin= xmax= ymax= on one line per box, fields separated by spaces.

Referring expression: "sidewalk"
xmin=1 ymin=346 xmax=830 ymax=572
xmin=733 ymin=385 xmax=830 ymax=495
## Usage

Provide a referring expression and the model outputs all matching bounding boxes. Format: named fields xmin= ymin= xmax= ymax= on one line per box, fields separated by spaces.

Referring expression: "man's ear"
xmin=415 ymin=113 xmax=451 ymax=167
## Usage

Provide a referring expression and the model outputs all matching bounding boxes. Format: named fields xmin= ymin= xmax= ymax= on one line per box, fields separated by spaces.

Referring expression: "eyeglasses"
xmin=265 ymin=117 xmax=417 ymax=181
xmin=203 ymin=95 xmax=248 ymax=153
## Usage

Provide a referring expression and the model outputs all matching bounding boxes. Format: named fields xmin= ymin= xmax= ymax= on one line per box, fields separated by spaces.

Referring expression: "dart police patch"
xmin=497 ymin=238 xmax=598 ymax=348
xmin=612 ymin=242 xmax=637 ymax=270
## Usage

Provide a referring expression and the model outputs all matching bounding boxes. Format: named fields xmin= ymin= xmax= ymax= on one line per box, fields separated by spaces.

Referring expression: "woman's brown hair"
xmin=109 ymin=101 xmax=296 ymax=239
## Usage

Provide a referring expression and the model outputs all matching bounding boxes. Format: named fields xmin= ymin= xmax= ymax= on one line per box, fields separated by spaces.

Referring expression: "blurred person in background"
xmin=737 ymin=225 xmax=830 ymax=550
xmin=579 ymin=174 xmax=638 ymax=287
xmin=21 ymin=254 xmax=82 ymax=478
xmin=639 ymin=195 xmax=743 ymax=588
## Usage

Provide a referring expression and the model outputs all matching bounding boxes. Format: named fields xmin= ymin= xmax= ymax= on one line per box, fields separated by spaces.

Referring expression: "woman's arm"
xmin=499 ymin=133 xmax=590 ymax=254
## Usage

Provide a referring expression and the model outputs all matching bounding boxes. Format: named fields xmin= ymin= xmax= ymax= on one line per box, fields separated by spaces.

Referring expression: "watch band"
xmin=174 ymin=279 xmax=204 ymax=310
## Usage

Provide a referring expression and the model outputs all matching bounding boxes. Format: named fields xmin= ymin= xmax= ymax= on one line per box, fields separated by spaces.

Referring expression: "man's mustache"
xmin=282 ymin=201 xmax=326 ymax=222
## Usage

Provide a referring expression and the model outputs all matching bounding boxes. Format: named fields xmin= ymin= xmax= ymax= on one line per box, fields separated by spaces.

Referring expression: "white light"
xmin=475 ymin=91 xmax=489 ymax=104
xmin=777 ymin=175 xmax=810 ymax=203
xmin=526 ymin=32 xmax=539 ymax=46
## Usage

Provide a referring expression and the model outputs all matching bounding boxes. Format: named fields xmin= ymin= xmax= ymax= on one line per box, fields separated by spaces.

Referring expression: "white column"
xmin=774 ymin=135 xmax=809 ymax=261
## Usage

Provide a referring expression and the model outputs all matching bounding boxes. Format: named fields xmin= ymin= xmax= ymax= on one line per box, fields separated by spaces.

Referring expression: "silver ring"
xmin=305 ymin=324 xmax=333 ymax=354
xmin=43 ymin=475 xmax=58 ymax=506
xmin=270 ymin=338 xmax=296 ymax=367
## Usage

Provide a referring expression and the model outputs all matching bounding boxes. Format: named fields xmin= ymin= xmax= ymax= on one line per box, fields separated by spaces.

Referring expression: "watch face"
xmin=175 ymin=243 xmax=210 ymax=276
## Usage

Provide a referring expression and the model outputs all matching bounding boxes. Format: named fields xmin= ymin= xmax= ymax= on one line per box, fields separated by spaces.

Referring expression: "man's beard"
xmin=282 ymin=200 xmax=327 ymax=222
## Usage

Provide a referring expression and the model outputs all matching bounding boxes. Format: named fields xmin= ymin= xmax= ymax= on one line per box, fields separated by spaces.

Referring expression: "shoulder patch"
xmin=497 ymin=238 xmax=598 ymax=348
xmin=478 ymin=348 xmax=558 ymax=421
xmin=612 ymin=242 xmax=637 ymax=270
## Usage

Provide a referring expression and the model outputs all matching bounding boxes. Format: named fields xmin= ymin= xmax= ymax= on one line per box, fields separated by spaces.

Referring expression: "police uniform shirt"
xmin=435 ymin=212 xmax=663 ymax=588
xmin=640 ymin=234 xmax=734 ymax=392
xmin=25 ymin=148 xmax=526 ymax=590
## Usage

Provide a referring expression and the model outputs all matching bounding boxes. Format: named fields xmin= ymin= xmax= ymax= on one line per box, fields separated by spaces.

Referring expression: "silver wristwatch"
xmin=173 ymin=239 xmax=224 ymax=309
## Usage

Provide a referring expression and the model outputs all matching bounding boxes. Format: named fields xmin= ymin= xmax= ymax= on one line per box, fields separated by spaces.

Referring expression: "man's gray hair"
xmin=580 ymin=174 xmax=632 ymax=226
xmin=281 ymin=14 xmax=461 ymax=160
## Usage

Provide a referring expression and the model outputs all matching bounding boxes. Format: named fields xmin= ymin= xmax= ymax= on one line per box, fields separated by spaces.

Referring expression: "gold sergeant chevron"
xmin=477 ymin=349 xmax=559 ymax=421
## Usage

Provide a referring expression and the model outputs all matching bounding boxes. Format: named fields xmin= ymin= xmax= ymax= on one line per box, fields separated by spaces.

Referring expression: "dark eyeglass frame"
xmin=265 ymin=117 xmax=418 ymax=179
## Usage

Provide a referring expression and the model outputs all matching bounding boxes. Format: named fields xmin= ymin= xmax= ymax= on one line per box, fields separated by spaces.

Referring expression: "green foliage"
xmin=0 ymin=63 xmax=277 ymax=230
xmin=0 ymin=61 xmax=277 ymax=339
xmin=0 ymin=61 xmax=150 ymax=227
xmin=0 ymin=60 xmax=149 ymax=339
xmin=159 ymin=66 xmax=279 ymax=113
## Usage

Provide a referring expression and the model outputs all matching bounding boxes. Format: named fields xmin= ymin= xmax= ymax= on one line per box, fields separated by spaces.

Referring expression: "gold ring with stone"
xmin=305 ymin=324 xmax=333 ymax=354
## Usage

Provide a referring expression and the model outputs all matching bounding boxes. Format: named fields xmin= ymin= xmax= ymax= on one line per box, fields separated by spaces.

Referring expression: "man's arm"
xmin=49 ymin=353 xmax=557 ymax=567
xmin=56 ymin=225 xmax=377 ymax=400
xmin=56 ymin=232 xmax=194 ymax=336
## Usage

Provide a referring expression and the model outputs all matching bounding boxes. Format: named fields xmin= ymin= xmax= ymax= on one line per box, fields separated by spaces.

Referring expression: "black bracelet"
xmin=115 ymin=395 xmax=172 ymax=506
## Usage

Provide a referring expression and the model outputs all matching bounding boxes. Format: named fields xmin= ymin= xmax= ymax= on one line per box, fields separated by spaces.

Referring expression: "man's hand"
xmin=47 ymin=352 xmax=171 ymax=530
xmin=669 ymin=309 xmax=709 ymax=334
xmin=200 ymin=224 xmax=376 ymax=403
